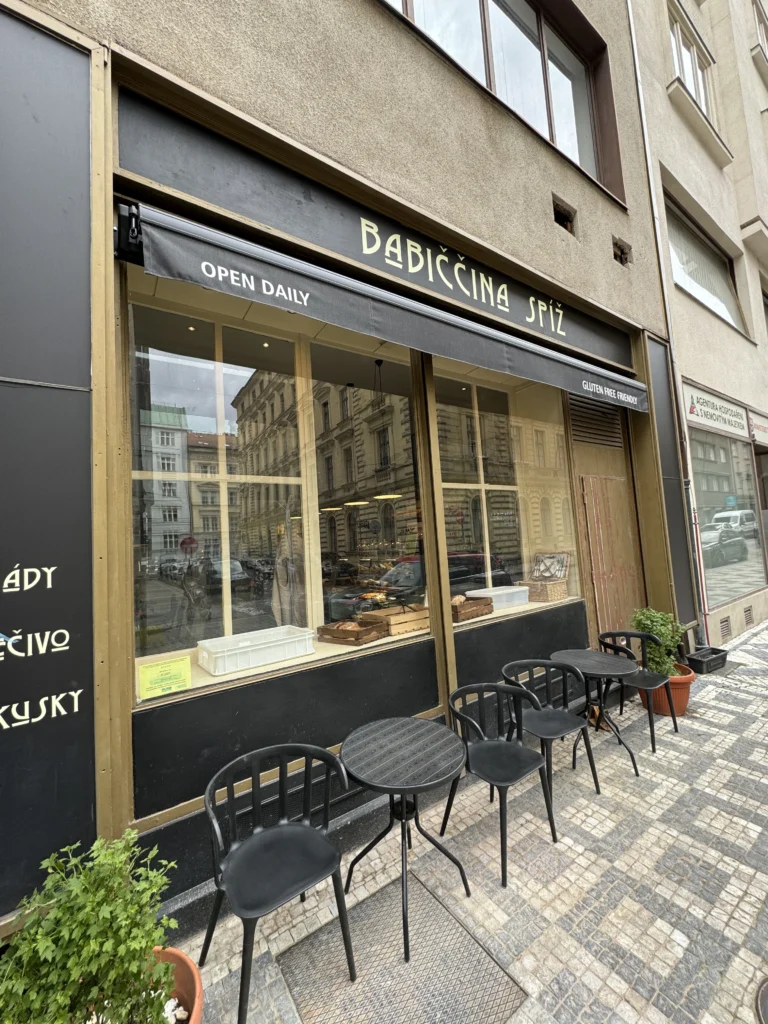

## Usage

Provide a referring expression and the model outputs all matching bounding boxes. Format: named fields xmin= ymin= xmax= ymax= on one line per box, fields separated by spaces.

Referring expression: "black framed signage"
xmin=118 ymin=91 xmax=633 ymax=369
xmin=0 ymin=13 xmax=95 ymax=914
xmin=137 ymin=206 xmax=648 ymax=412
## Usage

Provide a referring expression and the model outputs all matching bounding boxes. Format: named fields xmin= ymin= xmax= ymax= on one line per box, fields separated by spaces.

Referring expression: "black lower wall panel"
xmin=133 ymin=637 xmax=439 ymax=818
xmin=454 ymin=601 xmax=588 ymax=688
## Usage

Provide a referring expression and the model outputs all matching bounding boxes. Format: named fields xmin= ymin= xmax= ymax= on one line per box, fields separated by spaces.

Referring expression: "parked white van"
xmin=711 ymin=510 xmax=759 ymax=539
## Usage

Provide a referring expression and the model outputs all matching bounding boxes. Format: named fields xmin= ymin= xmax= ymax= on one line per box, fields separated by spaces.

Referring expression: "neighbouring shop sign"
xmin=684 ymin=384 xmax=749 ymax=438
xmin=750 ymin=411 xmax=768 ymax=446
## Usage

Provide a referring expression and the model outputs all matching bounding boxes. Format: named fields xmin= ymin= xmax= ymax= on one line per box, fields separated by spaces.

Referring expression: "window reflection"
xmin=310 ymin=343 xmax=427 ymax=624
xmin=436 ymin=375 xmax=580 ymax=614
xmin=490 ymin=0 xmax=549 ymax=136
xmin=691 ymin=427 xmax=767 ymax=609
xmin=546 ymin=28 xmax=596 ymax=177
xmin=413 ymin=0 xmax=487 ymax=84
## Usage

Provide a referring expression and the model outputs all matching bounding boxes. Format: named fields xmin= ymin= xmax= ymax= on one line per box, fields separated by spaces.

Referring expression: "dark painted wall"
xmin=454 ymin=601 xmax=589 ymax=691
xmin=132 ymin=638 xmax=439 ymax=818
xmin=0 ymin=12 xmax=94 ymax=915
xmin=647 ymin=339 xmax=697 ymax=625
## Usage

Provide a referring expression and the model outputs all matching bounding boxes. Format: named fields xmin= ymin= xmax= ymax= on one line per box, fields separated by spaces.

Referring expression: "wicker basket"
xmin=524 ymin=579 xmax=569 ymax=603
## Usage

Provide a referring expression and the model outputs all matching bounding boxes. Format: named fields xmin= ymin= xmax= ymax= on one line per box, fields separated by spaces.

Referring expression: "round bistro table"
xmin=340 ymin=716 xmax=470 ymax=961
xmin=551 ymin=648 xmax=641 ymax=776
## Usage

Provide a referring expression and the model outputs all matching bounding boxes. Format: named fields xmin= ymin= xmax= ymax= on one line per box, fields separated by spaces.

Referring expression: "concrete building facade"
xmin=634 ymin=0 xmax=768 ymax=643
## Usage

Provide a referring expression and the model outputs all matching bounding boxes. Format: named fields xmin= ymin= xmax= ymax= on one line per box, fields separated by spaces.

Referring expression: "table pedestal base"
xmin=344 ymin=790 xmax=471 ymax=961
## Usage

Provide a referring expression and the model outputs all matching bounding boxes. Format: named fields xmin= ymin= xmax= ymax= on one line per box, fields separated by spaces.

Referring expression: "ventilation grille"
xmin=569 ymin=397 xmax=624 ymax=448
xmin=745 ymin=606 xmax=754 ymax=627
xmin=720 ymin=616 xmax=732 ymax=642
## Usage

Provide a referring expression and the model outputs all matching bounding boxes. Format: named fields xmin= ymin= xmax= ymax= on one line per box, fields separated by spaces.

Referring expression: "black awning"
xmin=136 ymin=205 xmax=648 ymax=413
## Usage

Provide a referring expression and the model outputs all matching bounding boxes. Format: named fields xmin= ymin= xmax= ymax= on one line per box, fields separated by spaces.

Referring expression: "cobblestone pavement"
xmin=185 ymin=623 xmax=768 ymax=1023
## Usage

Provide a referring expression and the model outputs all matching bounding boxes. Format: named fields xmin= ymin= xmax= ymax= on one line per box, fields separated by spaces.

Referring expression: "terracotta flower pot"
xmin=154 ymin=946 xmax=203 ymax=1024
xmin=639 ymin=663 xmax=695 ymax=717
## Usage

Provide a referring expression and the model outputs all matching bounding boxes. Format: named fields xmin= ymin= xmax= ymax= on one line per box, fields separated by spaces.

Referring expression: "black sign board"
xmin=118 ymin=91 xmax=633 ymax=369
xmin=0 ymin=13 xmax=94 ymax=915
xmin=141 ymin=206 xmax=648 ymax=412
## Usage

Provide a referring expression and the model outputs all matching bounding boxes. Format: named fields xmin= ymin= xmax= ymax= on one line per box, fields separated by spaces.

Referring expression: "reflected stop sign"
xmin=180 ymin=536 xmax=198 ymax=556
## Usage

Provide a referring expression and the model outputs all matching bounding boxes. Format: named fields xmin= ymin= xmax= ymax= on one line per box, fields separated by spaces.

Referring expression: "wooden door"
xmin=569 ymin=398 xmax=645 ymax=642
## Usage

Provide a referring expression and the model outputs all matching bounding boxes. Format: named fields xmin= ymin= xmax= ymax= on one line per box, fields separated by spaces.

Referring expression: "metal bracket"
xmin=114 ymin=203 xmax=144 ymax=264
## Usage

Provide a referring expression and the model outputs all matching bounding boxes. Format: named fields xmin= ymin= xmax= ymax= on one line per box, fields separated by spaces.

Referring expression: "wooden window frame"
xmin=383 ymin=0 xmax=619 ymax=197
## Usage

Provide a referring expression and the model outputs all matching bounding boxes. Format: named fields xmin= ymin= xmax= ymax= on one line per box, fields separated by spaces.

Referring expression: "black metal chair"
xmin=199 ymin=744 xmax=356 ymax=1024
xmin=440 ymin=683 xmax=557 ymax=887
xmin=501 ymin=660 xmax=600 ymax=797
xmin=598 ymin=631 xmax=680 ymax=753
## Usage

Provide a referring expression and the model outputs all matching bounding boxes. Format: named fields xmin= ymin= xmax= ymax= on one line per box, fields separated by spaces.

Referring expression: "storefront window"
xmin=311 ymin=341 xmax=427 ymax=630
xmin=435 ymin=375 xmax=581 ymax=623
xmin=691 ymin=426 xmax=767 ymax=608
xmin=130 ymin=300 xmax=430 ymax=703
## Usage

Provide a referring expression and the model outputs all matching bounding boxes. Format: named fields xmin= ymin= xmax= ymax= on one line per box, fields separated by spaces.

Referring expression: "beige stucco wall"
xmin=32 ymin=0 xmax=666 ymax=338
xmin=635 ymin=0 xmax=768 ymax=414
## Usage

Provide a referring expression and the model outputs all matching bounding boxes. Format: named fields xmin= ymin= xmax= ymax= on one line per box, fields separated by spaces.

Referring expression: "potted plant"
xmin=630 ymin=607 xmax=695 ymax=717
xmin=0 ymin=830 xmax=202 ymax=1024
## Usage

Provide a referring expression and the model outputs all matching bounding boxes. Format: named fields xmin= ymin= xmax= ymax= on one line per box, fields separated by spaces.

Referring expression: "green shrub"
xmin=630 ymin=607 xmax=685 ymax=675
xmin=0 ymin=830 xmax=177 ymax=1024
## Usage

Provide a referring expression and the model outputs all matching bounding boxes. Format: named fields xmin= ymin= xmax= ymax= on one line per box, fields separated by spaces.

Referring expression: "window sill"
xmin=133 ymin=626 xmax=434 ymax=709
xmin=752 ymin=44 xmax=768 ymax=90
xmin=452 ymin=594 xmax=582 ymax=632
xmin=673 ymin=283 xmax=755 ymax=344
xmin=666 ymin=77 xmax=733 ymax=168
xmin=742 ymin=217 xmax=768 ymax=266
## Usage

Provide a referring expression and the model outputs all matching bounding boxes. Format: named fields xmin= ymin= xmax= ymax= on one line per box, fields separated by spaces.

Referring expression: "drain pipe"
xmin=624 ymin=0 xmax=708 ymax=648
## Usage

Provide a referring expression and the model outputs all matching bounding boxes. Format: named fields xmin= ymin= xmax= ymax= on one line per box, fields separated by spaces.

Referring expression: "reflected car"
xmin=701 ymin=526 xmax=748 ymax=568
xmin=323 ymin=552 xmax=512 ymax=622
xmin=183 ymin=558 xmax=253 ymax=596
xmin=711 ymin=510 xmax=759 ymax=540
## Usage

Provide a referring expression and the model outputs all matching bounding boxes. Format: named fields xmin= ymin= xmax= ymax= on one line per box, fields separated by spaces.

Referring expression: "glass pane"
xmin=130 ymin=306 xmax=216 ymax=473
xmin=435 ymin=377 xmax=479 ymax=483
xmin=489 ymin=0 xmax=549 ymax=136
xmin=546 ymin=27 xmax=597 ymax=176
xmin=413 ymin=0 xmax=487 ymax=84
xmin=442 ymin=488 xmax=488 ymax=593
xmin=680 ymin=34 xmax=697 ymax=95
xmin=309 ymin=342 xmax=428 ymax=626
xmin=486 ymin=490 xmax=525 ymax=583
xmin=478 ymin=386 xmax=515 ymax=485
xmin=670 ymin=22 xmax=680 ymax=77
xmin=222 ymin=329 xmax=299 ymax=478
xmin=229 ymin=483 xmax=306 ymax=631
xmin=667 ymin=208 xmax=745 ymax=330
xmin=691 ymin=428 xmax=767 ymax=608
xmin=133 ymin=479 xmax=226 ymax=659
xmin=508 ymin=382 xmax=581 ymax=596
xmin=696 ymin=57 xmax=709 ymax=115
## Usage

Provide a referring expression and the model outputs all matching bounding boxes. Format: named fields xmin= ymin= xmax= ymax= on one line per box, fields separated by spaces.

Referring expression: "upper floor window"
xmin=386 ymin=0 xmax=598 ymax=177
xmin=755 ymin=2 xmax=768 ymax=54
xmin=666 ymin=205 xmax=745 ymax=331
xmin=669 ymin=12 xmax=711 ymax=117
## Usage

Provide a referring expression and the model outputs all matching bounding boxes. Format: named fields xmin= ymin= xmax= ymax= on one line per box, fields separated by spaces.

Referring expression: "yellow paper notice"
xmin=139 ymin=656 xmax=192 ymax=700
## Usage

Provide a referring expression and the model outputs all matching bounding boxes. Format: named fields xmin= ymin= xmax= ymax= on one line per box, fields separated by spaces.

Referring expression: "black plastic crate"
xmin=686 ymin=647 xmax=728 ymax=674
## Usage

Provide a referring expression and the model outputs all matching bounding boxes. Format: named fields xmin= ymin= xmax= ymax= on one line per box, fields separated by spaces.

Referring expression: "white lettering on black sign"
xmin=200 ymin=261 xmax=310 ymax=306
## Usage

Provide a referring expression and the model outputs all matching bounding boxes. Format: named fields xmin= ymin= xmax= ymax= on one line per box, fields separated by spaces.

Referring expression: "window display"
xmin=435 ymin=375 xmax=581 ymax=625
xmin=131 ymin=301 xmax=430 ymax=702
xmin=690 ymin=426 xmax=767 ymax=608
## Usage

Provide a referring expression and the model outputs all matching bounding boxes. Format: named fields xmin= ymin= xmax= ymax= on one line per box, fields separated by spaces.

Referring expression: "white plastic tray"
xmin=466 ymin=586 xmax=529 ymax=610
xmin=198 ymin=625 xmax=314 ymax=676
